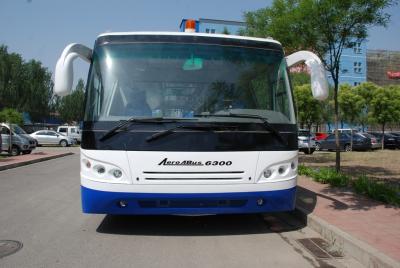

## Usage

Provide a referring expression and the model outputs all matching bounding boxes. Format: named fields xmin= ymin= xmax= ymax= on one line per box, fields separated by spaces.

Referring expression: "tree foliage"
xmin=338 ymin=84 xmax=365 ymax=126
xmin=294 ymin=84 xmax=322 ymax=129
xmin=369 ymin=85 xmax=400 ymax=135
xmin=0 ymin=108 xmax=23 ymax=125
xmin=0 ymin=45 xmax=53 ymax=121
xmin=58 ymin=79 xmax=85 ymax=123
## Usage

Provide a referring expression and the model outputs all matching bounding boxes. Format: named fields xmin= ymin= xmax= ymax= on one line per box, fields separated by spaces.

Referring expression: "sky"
xmin=1 ymin=0 xmax=399 ymax=82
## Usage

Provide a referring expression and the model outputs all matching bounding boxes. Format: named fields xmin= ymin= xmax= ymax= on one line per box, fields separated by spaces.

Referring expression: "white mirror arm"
xmin=286 ymin=50 xmax=322 ymax=67
xmin=60 ymin=43 xmax=92 ymax=64
xmin=286 ymin=51 xmax=329 ymax=101
xmin=54 ymin=43 xmax=92 ymax=96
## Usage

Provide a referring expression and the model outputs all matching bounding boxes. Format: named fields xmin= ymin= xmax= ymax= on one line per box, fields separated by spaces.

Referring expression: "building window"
xmin=353 ymin=62 xmax=362 ymax=73
xmin=205 ymin=28 xmax=210 ymax=33
xmin=210 ymin=29 xmax=216 ymax=34
xmin=352 ymin=42 xmax=362 ymax=54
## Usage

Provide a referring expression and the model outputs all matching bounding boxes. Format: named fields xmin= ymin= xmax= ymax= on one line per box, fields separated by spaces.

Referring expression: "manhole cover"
xmin=297 ymin=238 xmax=343 ymax=259
xmin=0 ymin=240 xmax=23 ymax=259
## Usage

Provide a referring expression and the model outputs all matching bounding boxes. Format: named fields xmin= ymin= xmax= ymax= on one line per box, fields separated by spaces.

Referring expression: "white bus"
xmin=54 ymin=27 xmax=328 ymax=215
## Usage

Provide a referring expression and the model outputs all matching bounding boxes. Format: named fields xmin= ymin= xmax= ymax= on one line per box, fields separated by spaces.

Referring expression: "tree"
xmin=0 ymin=108 xmax=23 ymax=125
xmin=369 ymin=85 xmax=400 ymax=149
xmin=222 ymin=27 xmax=231 ymax=35
xmin=354 ymin=82 xmax=379 ymax=131
xmin=293 ymin=84 xmax=322 ymax=130
xmin=0 ymin=45 xmax=54 ymax=121
xmin=244 ymin=0 xmax=395 ymax=171
xmin=290 ymin=72 xmax=310 ymax=87
xmin=338 ymin=84 xmax=365 ymax=127
xmin=58 ymin=79 xmax=85 ymax=123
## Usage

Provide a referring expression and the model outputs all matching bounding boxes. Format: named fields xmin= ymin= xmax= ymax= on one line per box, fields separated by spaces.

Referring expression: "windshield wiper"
xmin=100 ymin=117 xmax=182 ymax=142
xmin=146 ymin=124 xmax=236 ymax=142
xmin=194 ymin=113 xmax=288 ymax=146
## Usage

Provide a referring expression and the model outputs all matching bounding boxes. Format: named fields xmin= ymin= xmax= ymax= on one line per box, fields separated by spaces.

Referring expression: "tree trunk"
xmin=381 ymin=123 xmax=385 ymax=150
xmin=334 ymin=82 xmax=341 ymax=172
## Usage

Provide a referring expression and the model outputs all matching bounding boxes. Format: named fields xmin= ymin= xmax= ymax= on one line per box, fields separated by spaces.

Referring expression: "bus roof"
xmin=96 ymin=32 xmax=282 ymax=46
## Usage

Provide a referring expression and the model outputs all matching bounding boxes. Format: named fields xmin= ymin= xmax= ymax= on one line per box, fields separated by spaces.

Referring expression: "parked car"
xmin=57 ymin=126 xmax=81 ymax=144
xmin=298 ymin=129 xmax=316 ymax=154
xmin=315 ymin=132 xmax=328 ymax=141
xmin=368 ymin=132 xmax=399 ymax=149
xmin=1 ymin=123 xmax=37 ymax=155
xmin=389 ymin=132 xmax=400 ymax=148
xmin=318 ymin=132 xmax=371 ymax=151
xmin=358 ymin=132 xmax=381 ymax=149
xmin=30 ymin=130 xmax=75 ymax=147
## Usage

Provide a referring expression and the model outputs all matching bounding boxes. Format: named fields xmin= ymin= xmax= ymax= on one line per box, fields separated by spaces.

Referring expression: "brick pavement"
xmin=0 ymin=150 xmax=73 ymax=170
xmin=297 ymin=176 xmax=400 ymax=263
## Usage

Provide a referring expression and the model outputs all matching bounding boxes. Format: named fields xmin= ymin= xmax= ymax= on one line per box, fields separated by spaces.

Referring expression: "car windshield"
xmin=85 ymin=42 xmax=295 ymax=124
xmin=11 ymin=124 xmax=27 ymax=134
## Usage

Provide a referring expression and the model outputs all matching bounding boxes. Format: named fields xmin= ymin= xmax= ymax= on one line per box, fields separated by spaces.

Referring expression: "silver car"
xmin=298 ymin=129 xmax=316 ymax=154
xmin=30 ymin=130 xmax=75 ymax=147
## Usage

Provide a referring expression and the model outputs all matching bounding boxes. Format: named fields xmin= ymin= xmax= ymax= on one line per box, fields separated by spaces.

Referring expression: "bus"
xmin=54 ymin=25 xmax=328 ymax=215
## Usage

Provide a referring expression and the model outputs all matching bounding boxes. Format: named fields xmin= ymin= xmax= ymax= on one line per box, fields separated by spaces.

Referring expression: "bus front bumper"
xmin=81 ymin=186 xmax=296 ymax=215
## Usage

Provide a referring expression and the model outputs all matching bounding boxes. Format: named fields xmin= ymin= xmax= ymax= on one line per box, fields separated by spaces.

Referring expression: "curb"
xmin=294 ymin=206 xmax=400 ymax=268
xmin=0 ymin=152 xmax=74 ymax=171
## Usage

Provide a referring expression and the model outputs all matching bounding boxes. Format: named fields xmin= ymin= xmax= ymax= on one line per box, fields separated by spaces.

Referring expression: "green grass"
xmin=352 ymin=175 xmax=400 ymax=206
xmin=299 ymin=164 xmax=400 ymax=207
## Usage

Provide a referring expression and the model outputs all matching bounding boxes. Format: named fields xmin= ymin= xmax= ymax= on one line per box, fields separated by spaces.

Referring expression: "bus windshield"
xmin=85 ymin=42 xmax=295 ymax=124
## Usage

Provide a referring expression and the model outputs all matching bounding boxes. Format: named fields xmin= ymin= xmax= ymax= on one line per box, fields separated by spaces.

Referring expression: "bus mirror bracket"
xmin=54 ymin=43 xmax=92 ymax=96
xmin=286 ymin=51 xmax=329 ymax=101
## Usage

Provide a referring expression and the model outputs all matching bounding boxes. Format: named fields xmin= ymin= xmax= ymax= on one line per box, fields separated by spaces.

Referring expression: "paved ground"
xmin=297 ymin=176 xmax=400 ymax=263
xmin=0 ymin=146 xmax=74 ymax=170
xmin=0 ymin=148 xmax=362 ymax=268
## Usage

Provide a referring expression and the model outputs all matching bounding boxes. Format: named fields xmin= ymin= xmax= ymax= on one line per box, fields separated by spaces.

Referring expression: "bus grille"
xmin=142 ymin=171 xmax=244 ymax=181
xmin=138 ymin=199 xmax=247 ymax=208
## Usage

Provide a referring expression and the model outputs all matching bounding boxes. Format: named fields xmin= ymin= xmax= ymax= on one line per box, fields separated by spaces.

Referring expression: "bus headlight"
xmin=81 ymin=154 xmax=129 ymax=184
xmin=263 ymin=169 xmax=272 ymax=178
xmin=259 ymin=158 xmax=297 ymax=182
xmin=94 ymin=165 xmax=106 ymax=174
xmin=111 ymin=169 xmax=122 ymax=178
xmin=278 ymin=165 xmax=287 ymax=175
xmin=82 ymin=159 xmax=91 ymax=168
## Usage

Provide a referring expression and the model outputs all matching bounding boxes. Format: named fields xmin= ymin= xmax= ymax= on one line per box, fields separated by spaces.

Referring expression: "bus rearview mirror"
xmin=54 ymin=43 xmax=92 ymax=96
xmin=286 ymin=51 xmax=329 ymax=101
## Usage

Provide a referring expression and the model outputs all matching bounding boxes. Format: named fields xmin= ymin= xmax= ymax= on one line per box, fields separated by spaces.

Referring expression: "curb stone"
xmin=294 ymin=207 xmax=400 ymax=268
xmin=0 ymin=152 xmax=74 ymax=171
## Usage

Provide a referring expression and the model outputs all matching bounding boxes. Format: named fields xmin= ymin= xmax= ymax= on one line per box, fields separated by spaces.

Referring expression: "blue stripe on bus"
xmin=81 ymin=186 xmax=296 ymax=215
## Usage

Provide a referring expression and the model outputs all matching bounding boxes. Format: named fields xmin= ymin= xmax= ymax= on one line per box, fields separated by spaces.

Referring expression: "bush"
xmin=352 ymin=176 xmax=400 ymax=206
xmin=313 ymin=167 xmax=350 ymax=187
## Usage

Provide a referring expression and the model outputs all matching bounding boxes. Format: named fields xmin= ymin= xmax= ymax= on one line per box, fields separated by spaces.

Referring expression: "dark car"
xmin=389 ymin=132 xmax=400 ymax=148
xmin=318 ymin=133 xmax=371 ymax=152
xmin=368 ymin=132 xmax=399 ymax=149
